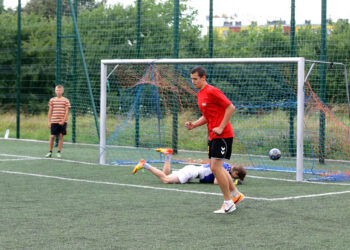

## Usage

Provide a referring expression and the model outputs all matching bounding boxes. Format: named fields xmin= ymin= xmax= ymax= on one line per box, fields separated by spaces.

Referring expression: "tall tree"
xmin=0 ymin=0 xmax=4 ymax=14
xmin=24 ymin=0 xmax=104 ymax=18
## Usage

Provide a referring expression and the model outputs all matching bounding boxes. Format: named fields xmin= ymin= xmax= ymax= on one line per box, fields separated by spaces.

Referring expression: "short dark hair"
xmin=191 ymin=66 xmax=207 ymax=78
xmin=232 ymin=165 xmax=247 ymax=181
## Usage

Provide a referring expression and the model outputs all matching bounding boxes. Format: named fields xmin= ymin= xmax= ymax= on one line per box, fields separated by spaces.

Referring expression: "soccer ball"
xmin=269 ymin=148 xmax=281 ymax=160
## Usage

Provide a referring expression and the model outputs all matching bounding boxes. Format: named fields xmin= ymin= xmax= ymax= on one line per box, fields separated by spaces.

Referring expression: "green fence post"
xmin=72 ymin=0 xmax=78 ymax=143
xmin=16 ymin=0 xmax=21 ymax=139
xmin=136 ymin=0 xmax=141 ymax=59
xmin=68 ymin=0 xmax=100 ymax=139
xmin=208 ymin=0 xmax=213 ymax=83
xmin=172 ymin=0 xmax=179 ymax=154
xmin=56 ymin=0 xmax=62 ymax=87
xmin=208 ymin=0 xmax=213 ymax=59
xmin=55 ymin=0 xmax=62 ymax=147
xmin=319 ymin=0 xmax=327 ymax=164
xmin=135 ymin=0 xmax=141 ymax=147
xmin=289 ymin=0 xmax=296 ymax=157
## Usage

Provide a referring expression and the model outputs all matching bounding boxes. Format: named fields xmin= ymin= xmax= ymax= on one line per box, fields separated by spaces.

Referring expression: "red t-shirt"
xmin=197 ymin=84 xmax=234 ymax=140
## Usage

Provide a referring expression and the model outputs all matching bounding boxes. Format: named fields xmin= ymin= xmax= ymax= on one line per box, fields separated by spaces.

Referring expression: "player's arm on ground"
xmin=185 ymin=116 xmax=208 ymax=130
xmin=212 ymin=104 xmax=235 ymax=135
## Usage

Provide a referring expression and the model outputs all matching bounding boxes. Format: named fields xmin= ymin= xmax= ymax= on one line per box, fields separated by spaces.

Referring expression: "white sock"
xmin=224 ymin=200 xmax=234 ymax=207
xmin=165 ymin=154 xmax=172 ymax=162
xmin=231 ymin=189 xmax=240 ymax=198
xmin=144 ymin=163 xmax=151 ymax=170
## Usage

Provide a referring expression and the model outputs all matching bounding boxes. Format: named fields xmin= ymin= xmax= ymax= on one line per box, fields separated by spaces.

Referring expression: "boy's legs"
xmin=49 ymin=134 xmax=55 ymax=151
xmin=57 ymin=123 xmax=67 ymax=156
xmin=46 ymin=134 xmax=55 ymax=157
xmin=223 ymin=169 xmax=237 ymax=193
xmin=210 ymin=158 xmax=232 ymax=201
xmin=57 ymin=133 xmax=64 ymax=152
xmin=162 ymin=158 xmax=171 ymax=175
xmin=133 ymin=159 xmax=180 ymax=184
xmin=223 ymin=166 xmax=244 ymax=204
xmin=209 ymin=138 xmax=237 ymax=213
xmin=147 ymin=165 xmax=180 ymax=184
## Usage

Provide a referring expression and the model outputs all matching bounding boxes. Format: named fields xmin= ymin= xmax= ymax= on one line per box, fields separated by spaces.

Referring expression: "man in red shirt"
xmin=185 ymin=66 xmax=244 ymax=214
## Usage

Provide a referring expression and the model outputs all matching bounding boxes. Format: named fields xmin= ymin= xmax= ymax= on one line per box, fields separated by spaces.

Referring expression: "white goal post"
xmin=100 ymin=57 xmax=305 ymax=181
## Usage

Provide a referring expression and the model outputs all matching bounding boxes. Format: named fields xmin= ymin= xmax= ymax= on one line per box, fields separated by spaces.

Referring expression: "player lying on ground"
xmin=132 ymin=148 xmax=246 ymax=205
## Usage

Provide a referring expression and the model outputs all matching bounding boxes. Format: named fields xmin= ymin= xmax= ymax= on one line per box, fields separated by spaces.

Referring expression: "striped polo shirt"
xmin=49 ymin=97 xmax=71 ymax=123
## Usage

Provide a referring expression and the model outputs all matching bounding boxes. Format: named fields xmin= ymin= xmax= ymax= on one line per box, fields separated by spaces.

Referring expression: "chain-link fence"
xmin=0 ymin=1 xmax=349 ymax=161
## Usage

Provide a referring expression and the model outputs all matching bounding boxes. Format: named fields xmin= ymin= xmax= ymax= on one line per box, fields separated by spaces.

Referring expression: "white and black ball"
xmin=269 ymin=148 xmax=281 ymax=160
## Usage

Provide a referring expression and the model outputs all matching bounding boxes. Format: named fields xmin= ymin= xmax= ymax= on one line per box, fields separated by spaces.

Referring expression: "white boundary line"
xmin=3 ymin=137 xmax=350 ymax=164
xmin=248 ymin=175 xmax=350 ymax=186
xmin=0 ymin=158 xmax=41 ymax=162
xmin=0 ymin=170 xmax=349 ymax=202
xmin=1 ymin=153 xmax=350 ymax=186
xmin=0 ymin=153 xmax=103 ymax=166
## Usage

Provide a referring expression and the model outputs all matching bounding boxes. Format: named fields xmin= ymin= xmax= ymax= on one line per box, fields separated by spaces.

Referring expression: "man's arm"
xmin=185 ymin=116 xmax=208 ymax=130
xmin=212 ymin=104 xmax=235 ymax=135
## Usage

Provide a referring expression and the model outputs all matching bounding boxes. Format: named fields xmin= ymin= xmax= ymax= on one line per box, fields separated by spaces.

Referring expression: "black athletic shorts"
xmin=51 ymin=123 xmax=67 ymax=136
xmin=208 ymin=137 xmax=233 ymax=160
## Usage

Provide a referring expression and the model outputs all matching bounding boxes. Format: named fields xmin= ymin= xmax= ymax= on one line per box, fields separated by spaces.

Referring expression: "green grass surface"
xmin=0 ymin=139 xmax=350 ymax=249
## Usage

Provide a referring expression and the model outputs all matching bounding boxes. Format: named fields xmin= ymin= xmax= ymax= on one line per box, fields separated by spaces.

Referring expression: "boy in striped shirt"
xmin=46 ymin=85 xmax=71 ymax=158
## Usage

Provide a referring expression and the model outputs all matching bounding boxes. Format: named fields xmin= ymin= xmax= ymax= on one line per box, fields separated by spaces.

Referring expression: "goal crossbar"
xmin=100 ymin=57 xmax=305 ymax=181
xmin=101 ymin=57 xmax=303 ymax=65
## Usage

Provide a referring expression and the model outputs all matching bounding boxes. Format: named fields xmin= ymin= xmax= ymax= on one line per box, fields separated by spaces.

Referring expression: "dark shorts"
xmin=208 ymin=137 xmax=233 ymax=160
xmin=51 ymin=123 xmax=67 ymax=136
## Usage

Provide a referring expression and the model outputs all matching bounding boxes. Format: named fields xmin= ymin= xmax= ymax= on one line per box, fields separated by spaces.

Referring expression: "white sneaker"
xmin=213 ymin=203 xmax=236 ymax=214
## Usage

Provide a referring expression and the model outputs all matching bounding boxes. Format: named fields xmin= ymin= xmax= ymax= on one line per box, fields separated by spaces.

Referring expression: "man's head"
xmin=190 ymin=66 xmax=207 ymax=90
xmin=230 ymin=164 xmax=247 ymax=181
xmin=55 ymin=85 xmax=64 ymax=97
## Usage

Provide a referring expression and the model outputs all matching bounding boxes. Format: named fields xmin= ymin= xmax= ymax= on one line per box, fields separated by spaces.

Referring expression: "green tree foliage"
xmin=24 ymin=0 xmax=104 ymax=18
xmin=0 ymin=12 xmax=18 ymax=110
xmin=0 ymin=1 xmax=349 ymax=113
xmin=0 ymin=0 xmax=4 ymax=14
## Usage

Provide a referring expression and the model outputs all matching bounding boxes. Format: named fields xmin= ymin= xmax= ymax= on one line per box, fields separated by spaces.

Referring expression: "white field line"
xmin=0 ymin=170 xmax=350 ymax=202
xmin=1 ymin=153 xmax=350 ymax=186
xmin=0 ymin=153 xmax=102 ymax=166
xmin=3 ymin=137 xmax=350 ymax=164
xmin=0 ymin=158 xmax=41 ymax=162
xmin=0 ymin=170 xmax=221 ymax=196
xmin=0 ymin=154 xmax=40 ymax=159
xmin=248 ymin=175 xmax=350 ymax=186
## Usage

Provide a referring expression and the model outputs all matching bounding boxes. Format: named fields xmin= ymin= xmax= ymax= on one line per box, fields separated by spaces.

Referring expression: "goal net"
xmin=100 ymin=58 xmax=350 ymax=182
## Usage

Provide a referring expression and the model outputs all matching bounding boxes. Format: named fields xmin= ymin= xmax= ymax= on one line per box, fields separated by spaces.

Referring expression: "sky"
xmin=4 ymin=0 xmax=350 ymax=27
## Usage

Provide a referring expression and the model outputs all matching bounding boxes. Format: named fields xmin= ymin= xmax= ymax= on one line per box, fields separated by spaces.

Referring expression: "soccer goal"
xmin=100 ymin=57 xmax=350 ymax=182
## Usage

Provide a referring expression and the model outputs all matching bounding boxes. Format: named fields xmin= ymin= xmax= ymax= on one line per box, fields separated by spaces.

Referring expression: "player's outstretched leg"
xmin=155 ymin=148 xmax=173 ymax=175
xmin=132 ymin=159 xmax=146 ymax=174
xmin=155 ymin=148 xmax=173 ymax=155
